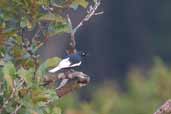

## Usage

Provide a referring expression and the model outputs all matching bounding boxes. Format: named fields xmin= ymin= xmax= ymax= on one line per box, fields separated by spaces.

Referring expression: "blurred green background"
xmin=58 ymin=59 xmax=171 ymax=114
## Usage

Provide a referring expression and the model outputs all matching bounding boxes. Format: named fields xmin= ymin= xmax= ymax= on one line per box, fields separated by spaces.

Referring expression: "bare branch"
xmin=154 ymin=100 xmax=171 ymax=114
xmin=73 ymin=0 xmax=102 ymax=34
xmin=11 ymin=104 xmax=22 ymax=114
xmin=32 ymin=25 xmax=41 ymax=40
xmin=95 ymin=11 xmax=104 ymax=16
xmin=3 ymin=88 xmax=16 ymax=107
xmin=67 ymin=15 xmax=76 ymax=49
xmin=56 ymin=71 xmax=90 ymax=97
xmin=67 ymin=15 xmax=73 ymax=29
xmin=67 ymin=0 xmax=103 ymax=51
xmin=42 ymin=70 xmax=90 ymax=97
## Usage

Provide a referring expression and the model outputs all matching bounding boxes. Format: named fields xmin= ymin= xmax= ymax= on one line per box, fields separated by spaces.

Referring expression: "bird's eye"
xmin=80 ymin=51 xmax=87 ymax=56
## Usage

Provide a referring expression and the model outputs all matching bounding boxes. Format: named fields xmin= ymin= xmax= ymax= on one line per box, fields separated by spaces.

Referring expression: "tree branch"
xmin=43 ymin=70 xmax=90 ymax=97
xmin=11 ymin=104 xmax=22 ymax=114
xmin=66 ymin=0 xmax=103 ymax=52
xmin=73 ymin=0 xmax=102 ymax=34
xmin=154 ymin=100 xmax=171 ymax=114
xmin=56 ymin=71 xmax=90 ymax=97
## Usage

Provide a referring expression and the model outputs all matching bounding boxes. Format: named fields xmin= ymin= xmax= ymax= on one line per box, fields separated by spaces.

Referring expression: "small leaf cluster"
xmin=0 ymin=0 xmax=90 ymax=39
xmin=0 ymin=58 xmax=62 ymax=114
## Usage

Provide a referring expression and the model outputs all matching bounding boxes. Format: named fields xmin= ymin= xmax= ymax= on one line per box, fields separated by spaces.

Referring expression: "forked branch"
xmin=67 ymin=0 xmax=103 ymax=51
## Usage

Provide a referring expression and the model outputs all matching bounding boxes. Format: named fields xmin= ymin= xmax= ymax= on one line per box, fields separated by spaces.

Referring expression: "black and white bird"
xmin=49 ymin=51 xmax=87 ymax=73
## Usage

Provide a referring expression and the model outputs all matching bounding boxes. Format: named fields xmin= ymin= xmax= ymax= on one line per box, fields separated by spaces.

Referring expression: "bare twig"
xmin=21 ymin=29 xmax=40 ymax=79
xmin=37 ymin=22 xmax=49 ymax=43
xmin=11 ymin=104 xmax=22 ymax=114
xmin=32 ymin=24 xmax=42 ymax=40
xmin=67 ymin=15 xmax=73 ymax=29
xmin=22 ymin=42 xmax=39 ymax=79
xmin=66 ymin=15 xmax=76 ymax=49
xmin=67 ymin=0 xmax=103 ymax=50
xmin=95 ymin=11 xmax=104 ymax=15
xmin=73 ymin=0 xmax=102 ymax=34
xmin=3 ymin=88 xmax=16 ymax=107
xmin=0 ymin=88 xmax=16 ymax=113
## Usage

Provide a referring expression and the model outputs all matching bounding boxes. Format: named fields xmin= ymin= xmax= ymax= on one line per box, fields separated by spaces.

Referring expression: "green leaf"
xmin=37 ymin=57 xmax=61 ymax=76
xmin=0 ymin=59 xmax=5 ymax=67
xmin=51 ymin=107 xmax=61 ymax=114
xmin=46 ymin=57 xmax=61 ymax=67
xmin=71 ymin=0 xmax=89 ymax=9
xmin=3 ymin=62 xmax=16 ymax=78
xmin=3 ymin=75 xmax=13 ymax=90
xmin=31 ymin=88 xmax=51 ymax=105
xmin=17 ymin=67 xmax=34 ymax=84
xmin=70 ymin=4 xmax=79 ymax=10
xmin=47 ymin=23 xmax=70 ymax=37
xmin=39 ymin=13 xmax=65 ymax=23
xmin=20 ymin=16 xmax=32 ymax=29
xmin=47 ymin=89 xmax=59 ymax=102
xmin=93 ymin=0 xmax=97 ymax=3
xmin=2 ymin=62 xmax=16 ymax=89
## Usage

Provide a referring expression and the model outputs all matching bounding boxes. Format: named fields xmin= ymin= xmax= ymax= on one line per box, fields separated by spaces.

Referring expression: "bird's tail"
xmin=49 ymin=66 xmax=61 ymax=73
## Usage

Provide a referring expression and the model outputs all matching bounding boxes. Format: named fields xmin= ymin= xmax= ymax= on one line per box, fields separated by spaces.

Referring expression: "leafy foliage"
xmin=0 ymin=0 xmax=93 ymax=113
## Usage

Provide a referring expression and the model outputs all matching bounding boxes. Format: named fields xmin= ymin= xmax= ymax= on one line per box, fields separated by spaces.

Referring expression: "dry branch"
xmin=56 ymin=71 xmax=90 ymax=97
xmin=43 ymin=70 xmax=90 ymax=97
xmin=154 ymin=100 xmax=171 ymax=114
xmin=72 ymin=0 xmax=102 ymax=34
xmin=66 ymin=0 xmax=103 ymax=52
xmin=11 ymin=104 xmax=22 ymax=114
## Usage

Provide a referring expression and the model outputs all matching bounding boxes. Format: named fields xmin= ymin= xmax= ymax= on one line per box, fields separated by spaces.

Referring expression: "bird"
xmin=49 ymin=51 xmax=87 ymax=73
